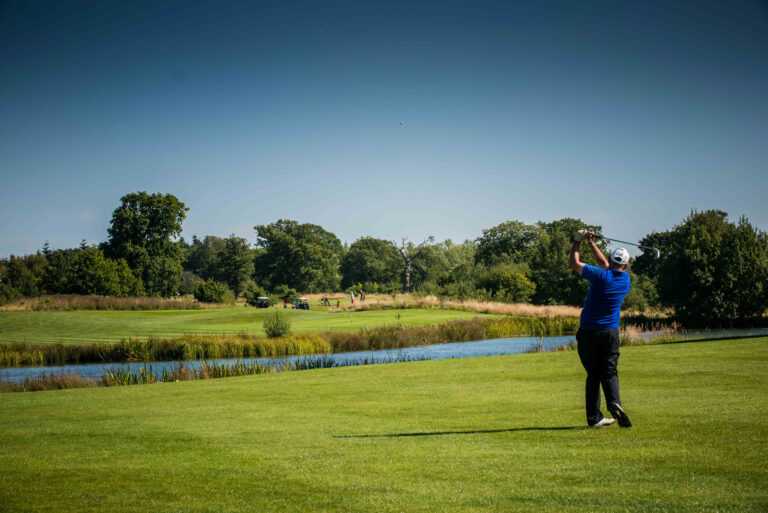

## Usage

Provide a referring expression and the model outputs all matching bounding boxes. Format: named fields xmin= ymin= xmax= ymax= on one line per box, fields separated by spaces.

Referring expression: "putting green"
xmin=1 ymin=337 xmax=766 ymax=511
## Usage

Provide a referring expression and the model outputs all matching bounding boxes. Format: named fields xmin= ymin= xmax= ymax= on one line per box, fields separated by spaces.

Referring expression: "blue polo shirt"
xmin=580 ymin=264 xmax=630 ymax=330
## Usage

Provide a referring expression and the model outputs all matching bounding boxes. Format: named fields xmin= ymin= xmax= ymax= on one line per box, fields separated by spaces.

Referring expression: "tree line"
xmin=1 ymin=191 xmax=766 ymax=324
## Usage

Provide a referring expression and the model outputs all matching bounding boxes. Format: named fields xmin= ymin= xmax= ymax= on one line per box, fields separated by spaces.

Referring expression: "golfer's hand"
xmin=584 ymin=231 xmax=596 ymax=243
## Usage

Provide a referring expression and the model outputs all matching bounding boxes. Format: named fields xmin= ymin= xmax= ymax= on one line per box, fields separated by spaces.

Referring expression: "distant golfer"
xmin=569 ymin=230 xmax=632 ymax=428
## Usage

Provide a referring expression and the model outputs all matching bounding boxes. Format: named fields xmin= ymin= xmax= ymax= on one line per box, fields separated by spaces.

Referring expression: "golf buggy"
xmin=255 ymin=297 xmax=270 ymax=308
xmin=292 ymin=297 xmax=310 ymax=310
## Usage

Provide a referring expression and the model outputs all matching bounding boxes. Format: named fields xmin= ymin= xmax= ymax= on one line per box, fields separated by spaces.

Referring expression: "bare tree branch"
xmin=397 ymin=236 xmax=433 ymax=293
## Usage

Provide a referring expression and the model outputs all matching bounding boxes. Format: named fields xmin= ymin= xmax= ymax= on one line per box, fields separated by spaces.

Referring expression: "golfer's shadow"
xmin=334 ymin=426 xmax=586 ymax=439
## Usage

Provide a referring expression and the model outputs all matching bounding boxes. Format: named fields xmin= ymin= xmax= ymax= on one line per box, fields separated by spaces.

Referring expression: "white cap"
xmin=610 ymin=248 xmax=630 ymax=265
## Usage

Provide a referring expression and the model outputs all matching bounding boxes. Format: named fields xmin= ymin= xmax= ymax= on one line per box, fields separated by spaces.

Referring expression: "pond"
xmin=2 ymin=328 xmax=767 ymax=383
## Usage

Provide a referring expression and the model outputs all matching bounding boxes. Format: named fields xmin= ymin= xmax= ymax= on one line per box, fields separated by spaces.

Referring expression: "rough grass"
xmin=0 ymin=294 xmax=209 ymax=311
xmin=0 ymin=338 xmax=766 ymax=512
xmin=332 ymin=294 xmax=583 ymax=317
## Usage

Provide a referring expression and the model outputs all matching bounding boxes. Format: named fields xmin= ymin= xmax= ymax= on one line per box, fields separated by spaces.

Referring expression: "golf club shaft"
xmin=597 ymin=236 xmax=655 ymax=252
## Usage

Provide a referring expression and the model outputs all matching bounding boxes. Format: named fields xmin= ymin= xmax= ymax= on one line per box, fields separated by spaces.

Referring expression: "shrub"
xmin=179 ymin=271 xmax=204 ymax=296
xmin=244 ymin=282 xmax=274 ymax=306
xmin=272 ymin=284 xmax=298 ymax=302
xmin=263 ymin=310 xmax=291 ymax=338
xmin=194 ymin=280 xmax=234 ymax=304
xmin=475 ymin=263 xmax=536 ymax=303
xmin=655 ymin=210 xmax=768 ymax=323
xmin=0 ymin=283 xmax=21 ymax=306
xmin=495 ymin=270 xmax=536 ymax=303
xmin=1 ymin=256 xmax=42 ymax=297
xmin=622 ymin=273 xmax=658 ymax=313
xmin=65 ymin=248 xmax=145 ymax=297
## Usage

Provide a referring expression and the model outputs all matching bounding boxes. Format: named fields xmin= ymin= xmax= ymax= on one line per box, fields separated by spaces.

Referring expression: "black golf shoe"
xmin=608 ymin=403 xmax=632 ymax=427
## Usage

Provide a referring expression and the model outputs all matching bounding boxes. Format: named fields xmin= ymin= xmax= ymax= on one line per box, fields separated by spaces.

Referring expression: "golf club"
xmin=596 ymin=235 xmax=661 ymax=260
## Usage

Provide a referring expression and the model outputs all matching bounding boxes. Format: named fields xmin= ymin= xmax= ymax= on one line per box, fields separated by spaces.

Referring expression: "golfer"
xmin=569 ymin=230 xmax=632 ymax=428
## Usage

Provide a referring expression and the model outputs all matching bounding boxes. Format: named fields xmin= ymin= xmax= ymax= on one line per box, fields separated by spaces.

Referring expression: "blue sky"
xmin=1 ymin=0 xmax=766 ymax=256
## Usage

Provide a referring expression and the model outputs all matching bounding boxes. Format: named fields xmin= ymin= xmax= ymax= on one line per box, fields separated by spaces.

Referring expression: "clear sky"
xmin=2 ymin=0 xmax=767 ymax=257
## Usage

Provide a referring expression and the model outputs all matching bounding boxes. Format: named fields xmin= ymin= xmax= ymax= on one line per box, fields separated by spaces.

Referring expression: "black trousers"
xmin=576 ymin=328 xmax=622 ymax=426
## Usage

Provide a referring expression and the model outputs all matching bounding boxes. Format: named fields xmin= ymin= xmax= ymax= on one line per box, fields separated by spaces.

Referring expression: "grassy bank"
xmin=0 ymin=316 xmax=579 ymax=368
xmin=1 ymin=337 xmax=766 ymax=512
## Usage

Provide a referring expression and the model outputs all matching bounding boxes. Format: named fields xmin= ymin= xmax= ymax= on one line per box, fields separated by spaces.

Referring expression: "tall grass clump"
xmin=193 ymin=280 xmax=235 ymax=304
xmin=524 ymin=338 xmax=577 ymax=353
xmin=100 ymin=361 xmax=272 ymax=386
xmin=0 ymin=371 xmax=97 ymax=393
xmin=324 ymin=318 xmax=486 ymax=353
xmin=101 ymin=365 xmax=160 ymax=385
xmin=483 ymin=316 xmax=579 ymax=339
xmin=619 ymin=323 xmax=687 ymax=347
xmin=263 ymin=310 xmax=291 ymax=338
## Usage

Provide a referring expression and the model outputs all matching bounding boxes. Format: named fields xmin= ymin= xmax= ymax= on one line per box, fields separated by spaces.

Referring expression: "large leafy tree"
xmin=340 ymin=237 xmax=401 ymax=289
xmin=475 ymin=262 xmax=536 ymax=303
xmin=219 ymin=235 xmax=254 ymax=298
xmin=183 ymin=234 xmax=257 ymax=296
xmin=653 ymin=210 xmax=768 ymax=323
xmin=41 ymin=248 xmax=79 ymax=294
xmin=0 ymin=247 xmax=144 ymax=299
xmin=628 ymin=231 xmax=674 ymax=284
xmin=254 ymin=220 xmax=342 ymax=292
xmin=104 ymin=192 xmax=188 ymax=297
xmin=420 ymin=240 xmax=477 ymax=288
xmin=474 ymin=218 xmax=604 ymax=305
xmin=1 ymin=255 xmax=44 ymax=297
xmin=475 ymin=221 xmax=540 ymax=266
xmin=404 ymin=239 xmax=476 ymax=292
xmin=528 ymin=218 xmax=606 ymax=305
xmin=184 ymin=235 xmax=226 ymax=280
xmin=63 ymin=247 xmax=144 ymax=296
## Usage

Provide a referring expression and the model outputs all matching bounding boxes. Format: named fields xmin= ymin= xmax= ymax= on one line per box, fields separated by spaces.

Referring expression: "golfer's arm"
xmin=588 ymin=241 xmax=610 ymax=270
xmin=569 ymin=242 xmax=585 ymax=275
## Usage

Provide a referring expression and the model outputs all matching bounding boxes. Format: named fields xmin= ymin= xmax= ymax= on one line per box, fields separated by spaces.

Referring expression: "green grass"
xmin=0 ymin=307 xmax=491 ymax=344
xmin=1 ymin=337 xmax=766 ymax=512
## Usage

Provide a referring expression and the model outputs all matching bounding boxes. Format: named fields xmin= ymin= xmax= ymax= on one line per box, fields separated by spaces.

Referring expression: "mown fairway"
xmin=0 ymin=307 xmax=490 ymax=344
xmin=1 ymin=337 xmax=766 ymax=512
